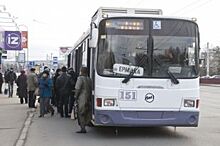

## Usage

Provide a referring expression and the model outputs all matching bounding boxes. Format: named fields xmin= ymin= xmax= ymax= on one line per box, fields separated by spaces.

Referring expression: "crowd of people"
xmin=0 ymin=66 xmax=92 ymax=134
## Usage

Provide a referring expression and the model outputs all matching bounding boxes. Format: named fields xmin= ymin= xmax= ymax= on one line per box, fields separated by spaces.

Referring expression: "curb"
xmin=201 ymin=84 xmax=220 ymax=87
xmin=14 ymin=109 xmax=35 ymax=146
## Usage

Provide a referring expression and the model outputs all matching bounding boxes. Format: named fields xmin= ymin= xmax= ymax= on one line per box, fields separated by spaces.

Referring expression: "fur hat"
xmin=43 ymin=70 xmax=49 ymax=76
xmin=20 ymin=70 xmax=25 ymax=74
xmin=30 ymin=68 xmax=35 ymax=71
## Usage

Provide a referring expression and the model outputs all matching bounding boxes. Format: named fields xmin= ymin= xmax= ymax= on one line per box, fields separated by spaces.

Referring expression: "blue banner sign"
xmin=53 ymin=57 xmax=58 ymax=65
xmin=4 ymin=31 xmax=22 ymax=50
xmin=28 ymin=61 xmax=35 ymax=69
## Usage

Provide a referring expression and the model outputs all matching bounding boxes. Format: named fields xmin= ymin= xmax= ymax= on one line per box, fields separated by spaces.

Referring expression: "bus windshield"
xmin=97 ymin=18 xmax=199 ymax=78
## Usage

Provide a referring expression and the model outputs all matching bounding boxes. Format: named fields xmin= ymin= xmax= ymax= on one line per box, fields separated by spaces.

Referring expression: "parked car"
xmin=210 ymin=75 xmax=220 ymax=79
xmin=200 ymin=76 xmax=211 ymax=79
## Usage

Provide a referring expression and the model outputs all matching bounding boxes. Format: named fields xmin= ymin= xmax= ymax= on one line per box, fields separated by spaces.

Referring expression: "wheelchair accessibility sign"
xmin=153 ymin=21 xmax=161 ymax=30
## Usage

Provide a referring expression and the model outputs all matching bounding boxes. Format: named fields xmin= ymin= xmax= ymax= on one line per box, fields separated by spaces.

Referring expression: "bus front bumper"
xmin=94 ymin=110 xmax=199 ymax=127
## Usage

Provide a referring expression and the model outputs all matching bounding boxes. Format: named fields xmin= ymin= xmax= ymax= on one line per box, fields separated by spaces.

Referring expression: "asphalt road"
xmin=25 ymin=86 xmax=220 ymax=146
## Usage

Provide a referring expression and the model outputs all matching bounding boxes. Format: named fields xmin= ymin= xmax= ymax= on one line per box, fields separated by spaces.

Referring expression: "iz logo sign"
xmin=7 ymin=34 xmax=19 ymax=45
xmin=5 ymin=31 xmax=21 ymax=50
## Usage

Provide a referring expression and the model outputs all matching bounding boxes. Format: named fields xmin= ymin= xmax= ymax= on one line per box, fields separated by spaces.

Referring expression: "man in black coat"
xmin=67 ymin=68 xmax=78 ymax=115
xmin=0 ymin=69 xmax=3 ymax=94
xmin=56 ymin=66 xmax=71 ymax=118
xmin=53 ymin=68 xmax=62 ymax=112
xmin=5 ymin=68 xmax=17 ymax=97
xmin=16 ymin=70 xmax=28 ymax=104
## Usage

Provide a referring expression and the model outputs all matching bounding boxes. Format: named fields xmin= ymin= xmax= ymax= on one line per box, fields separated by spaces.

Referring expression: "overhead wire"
xmin=170 ymin=0 xmax=204 ymax=15
xmin=186 ymin=0 xmax=213 ymax=14
xmin=122 ymin=0 xmax=132 ymax=7
xmin=134 ymin=0 xmax=146 ymax=7
xmin=170 ymin=0 xmax=213 ymax=16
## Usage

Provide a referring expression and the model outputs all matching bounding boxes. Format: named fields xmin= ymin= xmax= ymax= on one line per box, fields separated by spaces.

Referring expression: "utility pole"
xmin=50 ymin=53 xmax=53 ymax=69
xmin=206 ymin=42 xmax=210 ymax=77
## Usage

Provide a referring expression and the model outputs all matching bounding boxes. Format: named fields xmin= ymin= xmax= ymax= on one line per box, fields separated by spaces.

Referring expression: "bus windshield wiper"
xmin=167 ymin=71 xmax=179 ymax=84
xmin=122 ymin=53 xmax=147 ymax=84
xmin=122 ymin=67 xmax=137 ymax=84
xmin=154 ymin=56 xmax=179 ymax=85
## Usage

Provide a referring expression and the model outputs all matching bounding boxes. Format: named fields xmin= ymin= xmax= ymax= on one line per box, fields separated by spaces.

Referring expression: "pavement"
xmin=0 ymin=91 xmax=35 ymax=146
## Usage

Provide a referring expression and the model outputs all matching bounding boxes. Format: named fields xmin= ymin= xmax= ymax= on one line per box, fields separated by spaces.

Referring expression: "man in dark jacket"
xmin=5 ymin=68 xmax=17 ymax=97
xmin=53 ymin=68 xmax=62 ymax=112
xmin=56 ymin=66 xmax=71 ymax=118
xmin=16 ymin=70 xmax=28 ymax=104
xmin=27 ymin=68 xmax=38 ymax=108
xmin=0 ymin=69 xmax=3 ymax=94
xmin=67 ymin=68 xmax=78 ymax=115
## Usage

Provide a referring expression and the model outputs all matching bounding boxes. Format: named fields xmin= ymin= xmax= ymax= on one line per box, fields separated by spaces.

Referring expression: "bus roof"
xmin=92 ymin=7 xmax=196 ymax=23
xmin=70 ymin=7 xmax=197 ymax=53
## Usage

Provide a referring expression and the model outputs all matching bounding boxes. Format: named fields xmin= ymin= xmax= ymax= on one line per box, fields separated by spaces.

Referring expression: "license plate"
xmin=119 ymin=90 xmax=137 ymax=101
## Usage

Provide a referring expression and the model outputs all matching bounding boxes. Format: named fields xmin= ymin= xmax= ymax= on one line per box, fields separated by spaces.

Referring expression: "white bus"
xmin=68 ymin=7 xmax=200 ymax=127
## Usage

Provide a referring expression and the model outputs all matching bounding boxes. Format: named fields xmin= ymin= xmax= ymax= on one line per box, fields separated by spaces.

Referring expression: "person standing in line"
xmin=4 ymin=69 xmax=10 ymax=95
xmin=0 ymin=69 xmax=3 ymax=94
xmin=67 ymin=68 xmax=78 ymax=115
xmin=27 ymin=68 xmax=38 ymax=108
xmin=38 ymin=66 xmax=49 ymax=78
xmin=4 ymin=69 xmax=10 ymax=84
xmin=39 ymin=70 xmax=54 ymax=117
xmin=5 ymin=68 xmax=17 ymax=97
xmin=56 ymin=66 xmax=71 ymax=118
xmin=16 ymin=70 xmax=28 ymax=104
xmin=75 ymin=67 xmax=92 ymax=133
xmin=53 ymin=68 xmax=62 ymax=113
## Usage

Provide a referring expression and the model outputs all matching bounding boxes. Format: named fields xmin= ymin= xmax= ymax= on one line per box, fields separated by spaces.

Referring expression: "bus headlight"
xmin=184 ymin=99 xmax=195 ymax=107
xmin=104 ymin=99 xmax=115 ymax=106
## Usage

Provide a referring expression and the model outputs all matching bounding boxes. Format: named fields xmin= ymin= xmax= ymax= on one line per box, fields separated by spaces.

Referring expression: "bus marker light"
xmin=104 ymin=99 xmax=115 ymax=106
xmin=96 ymin=98 xmax=102 ymax=107
xmin=196 ymin=99 xmax=199 ymax=108
xmin=184 ymin=99 xmax=195 ymax=107
xmin=102 ymin=14 xmax=108 ymax=18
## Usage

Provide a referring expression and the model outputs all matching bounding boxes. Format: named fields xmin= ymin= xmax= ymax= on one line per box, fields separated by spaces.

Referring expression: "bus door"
xmin=89 ymin=45 xmax=96 ymax=115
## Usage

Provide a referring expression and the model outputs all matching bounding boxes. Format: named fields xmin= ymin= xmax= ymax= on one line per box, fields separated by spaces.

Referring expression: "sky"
xmin=0 ymin=0 xmax=219 ymax=60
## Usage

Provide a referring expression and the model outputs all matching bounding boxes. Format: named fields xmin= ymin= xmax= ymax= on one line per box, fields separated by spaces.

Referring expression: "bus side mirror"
xmin=89 ymin=28 xmax=98 ymax=48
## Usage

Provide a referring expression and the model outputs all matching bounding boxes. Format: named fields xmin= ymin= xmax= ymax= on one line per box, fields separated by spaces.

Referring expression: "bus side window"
xmin=75 ymin=45 xmax=83 ymax=75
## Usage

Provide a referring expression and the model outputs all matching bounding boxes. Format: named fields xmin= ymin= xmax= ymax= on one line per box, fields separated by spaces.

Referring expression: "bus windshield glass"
xmin=97 ymin=18 xmax=199 ymax=78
